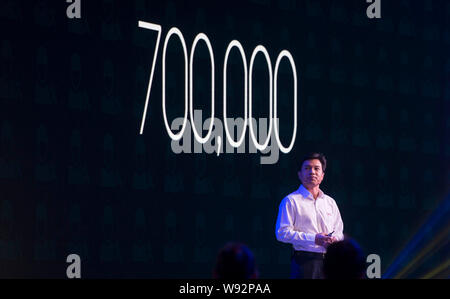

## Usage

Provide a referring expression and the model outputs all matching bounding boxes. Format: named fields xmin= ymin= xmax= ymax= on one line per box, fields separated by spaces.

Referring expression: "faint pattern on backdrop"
xmin=0 ymin=0 xmax=448 ymax=278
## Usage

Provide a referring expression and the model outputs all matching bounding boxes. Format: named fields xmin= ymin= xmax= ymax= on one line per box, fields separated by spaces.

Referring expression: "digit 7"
xmin=138 ymin=21 xmax=162 ymax=135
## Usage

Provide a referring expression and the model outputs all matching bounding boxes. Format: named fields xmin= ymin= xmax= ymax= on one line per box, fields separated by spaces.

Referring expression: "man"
xmin=275 ymin=152 xmax=344 ymax=279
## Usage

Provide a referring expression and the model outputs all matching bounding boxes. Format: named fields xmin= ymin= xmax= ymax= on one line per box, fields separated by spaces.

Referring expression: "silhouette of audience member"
xmin=213 ymin=242 xmax=258 ymax=279
xmin=323 ymin=239 xmax=366 ymax=279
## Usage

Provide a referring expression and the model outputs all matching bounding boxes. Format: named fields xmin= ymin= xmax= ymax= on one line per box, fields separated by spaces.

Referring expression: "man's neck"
xmin=304 ymin=185 xmax=320 ymax=200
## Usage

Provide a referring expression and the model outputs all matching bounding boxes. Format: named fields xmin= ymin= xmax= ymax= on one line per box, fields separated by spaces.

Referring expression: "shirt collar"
xmin=298 ymin=184 xmax=324 ymax=200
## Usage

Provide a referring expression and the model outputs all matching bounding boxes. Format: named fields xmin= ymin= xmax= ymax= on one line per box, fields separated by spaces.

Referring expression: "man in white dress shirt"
xmin=275 ymin=153 xmax=344 ymax=279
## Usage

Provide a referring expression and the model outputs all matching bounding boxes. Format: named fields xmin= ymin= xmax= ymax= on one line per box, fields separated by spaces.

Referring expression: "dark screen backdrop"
xmin=0 ymin=0 xmax=448 ymax=278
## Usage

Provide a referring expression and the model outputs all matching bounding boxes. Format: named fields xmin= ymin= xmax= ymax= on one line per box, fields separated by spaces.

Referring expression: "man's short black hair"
xmin=299 ymin=152 xmax=327 ymax=172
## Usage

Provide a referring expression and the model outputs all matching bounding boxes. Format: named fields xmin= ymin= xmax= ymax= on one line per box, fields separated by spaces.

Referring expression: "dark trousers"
xmin=291 ymin=250 xmax=325 ymax=279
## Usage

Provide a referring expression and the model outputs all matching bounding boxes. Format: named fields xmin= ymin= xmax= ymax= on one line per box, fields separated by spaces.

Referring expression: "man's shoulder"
xmin=322 ymin=192 xmax=335 ymax=200
xmin=281 ymin=189 xmax=303 ymax=204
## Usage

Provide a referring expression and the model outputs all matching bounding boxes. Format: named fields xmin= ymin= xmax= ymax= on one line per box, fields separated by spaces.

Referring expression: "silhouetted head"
xmin=323 ymin=239 xmax=366 ymax=279
xmin=213 ymin=242 xmax=258 ymax=279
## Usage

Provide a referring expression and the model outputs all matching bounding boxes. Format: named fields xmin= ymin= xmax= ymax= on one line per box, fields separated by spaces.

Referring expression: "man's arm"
xmin=275 ymin=197 xmax=316 ymax=246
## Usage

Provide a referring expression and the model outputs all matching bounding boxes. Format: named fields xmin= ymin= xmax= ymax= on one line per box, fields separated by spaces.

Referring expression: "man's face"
xmin=298 ymin=159 xmax=325 ymax=188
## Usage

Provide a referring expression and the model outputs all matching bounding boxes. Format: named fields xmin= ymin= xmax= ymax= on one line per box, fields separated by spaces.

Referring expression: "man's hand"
xmin=315 ymin=233 xmax=337 ymax=248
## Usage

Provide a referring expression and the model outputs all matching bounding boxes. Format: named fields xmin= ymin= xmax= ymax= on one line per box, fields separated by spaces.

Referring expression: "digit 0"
xmin=248 ymin=45 xmax=273 ymax=152
xmin=223 ymin=40 xmax=248 ymax=148
xmin=162 ymin=27 xmax=189 ymax=141
xmin=273 ymin=50 xmax=297 ymax=154
xmin=189 ymin=33 xmax=215 ymax=144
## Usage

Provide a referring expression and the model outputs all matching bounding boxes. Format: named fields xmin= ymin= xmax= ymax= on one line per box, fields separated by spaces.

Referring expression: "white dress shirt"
xmin=275 ymin=184 xmax=344 ymax=253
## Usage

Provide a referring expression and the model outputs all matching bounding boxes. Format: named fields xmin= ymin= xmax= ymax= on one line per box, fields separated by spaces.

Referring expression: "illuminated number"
xmin=248 ymin=45 xmax=273 ymax=151
xmin=139 ymin=20 xmax=299 ymax=155
xmin=223 ymin=40 xmax=248 ymax=148
xmin=138 ymin=21 xmax=162 ymax=135
xmin=273 ymin=50 xmax=297 ymax=153
xmin=162 ymin=27 xmax=189 ymax=141
xmin=190 ymin=33 xmax=215 ymax=144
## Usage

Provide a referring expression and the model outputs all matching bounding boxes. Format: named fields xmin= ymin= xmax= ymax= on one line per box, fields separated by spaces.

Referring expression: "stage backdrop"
xmin=0 ymin=0 xmax=448 ymax=278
